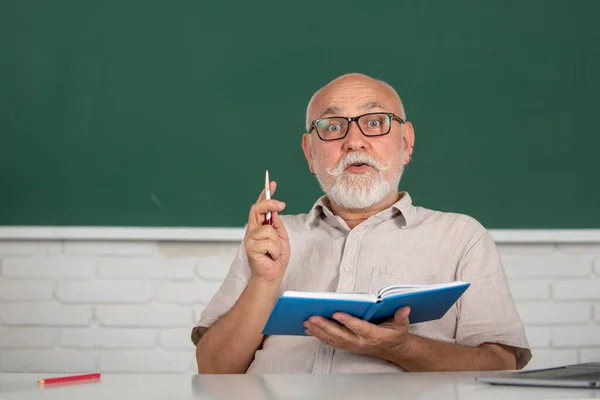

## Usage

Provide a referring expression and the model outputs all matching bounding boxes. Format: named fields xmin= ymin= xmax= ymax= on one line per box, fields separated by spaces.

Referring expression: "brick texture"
xmin=0 ymin=238 xmax=598 ymax=373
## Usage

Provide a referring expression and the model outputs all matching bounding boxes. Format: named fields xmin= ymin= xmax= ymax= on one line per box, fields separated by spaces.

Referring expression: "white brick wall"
xmin=2 ymin=258 xmax=97 ymax=279
xmin=0 ymin=239 xmax=599 ymax=373
xmin=0 ymin=327 xmax=58 ymax=348
xmin=95 ymin=305 xmax=193 ymax=327
xmin=0 ymin=349 xmax=99 ymax=373
xmin=553 ymin=278 xmax=600 ymax=300
xmin=98 ymin=350 xmax=193 ymax=373
xmin=59 ymin=328 xmax=158 ymax=349
xmin=0 ymin=302 xmax=93 ymax=326
xmin=504 ymin=243 xmax=600 ymax=370
xmin=56 ymin=281 xmax=156 ymax=303
xmin=515 ymin=302 xmax=591 ymax=325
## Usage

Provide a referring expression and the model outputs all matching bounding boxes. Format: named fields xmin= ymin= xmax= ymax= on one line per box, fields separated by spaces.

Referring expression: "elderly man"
xmin=192 ymin=73 xmax=531 ymax=374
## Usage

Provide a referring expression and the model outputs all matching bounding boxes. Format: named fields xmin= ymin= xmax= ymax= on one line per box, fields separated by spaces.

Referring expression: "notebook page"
xmin=377 ymin=281 xmax=469 ymax=299
xmin=282 ymin=291 xmax=376 ymax=302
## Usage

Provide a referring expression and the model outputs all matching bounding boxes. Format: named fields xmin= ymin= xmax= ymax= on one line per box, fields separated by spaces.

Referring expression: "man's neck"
xmin=328 ymin=191 xmax=402 ymax=229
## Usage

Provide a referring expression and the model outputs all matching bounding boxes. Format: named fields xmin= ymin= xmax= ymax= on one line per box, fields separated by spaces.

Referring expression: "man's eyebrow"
xmin=319 ymin=106 xmax=343 ymax=118
xmin=360 ymin=101 xmax=386 ymax=110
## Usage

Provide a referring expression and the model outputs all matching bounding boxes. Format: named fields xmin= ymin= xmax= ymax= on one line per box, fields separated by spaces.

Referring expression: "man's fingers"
xmin=247 ymin=225 xmax=279 ymax=242
xmin=247 ymin=237 xmax=281 ymax=260
xmin=255 ymin=180 xmax=278 ymax=203
xmin=264 ymin=240 xmax=281 ymax=260
xmin=246 ymin=225 xmax=282 ymax=260
xmin=306 ymin=316 xmax=353 ymax=342
xmin=393 ymin=306 xmax=411 ymax=324
xmin=333 ymin=313 xmax=372 ymax=337
xmin=254 ymin=200 xmax=285 ymax=215
xmin=247 ymin=200 xmax=286 ymax=228
xmin=250 ymin=180 xmax=283 ymax=229
xmin=271 ymin=212 xmax=289 ymax=240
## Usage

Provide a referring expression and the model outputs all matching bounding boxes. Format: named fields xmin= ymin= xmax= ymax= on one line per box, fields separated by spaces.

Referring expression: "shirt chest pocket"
xmin=368 ymin=271 xmax=439 ymax=294
xmin=361 ymin=240 xmax=460 ymax=291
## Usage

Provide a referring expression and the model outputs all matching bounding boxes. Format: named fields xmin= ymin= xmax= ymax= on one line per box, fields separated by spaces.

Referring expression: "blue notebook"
xmin=262 ymin=281 xmax=470 ymax=336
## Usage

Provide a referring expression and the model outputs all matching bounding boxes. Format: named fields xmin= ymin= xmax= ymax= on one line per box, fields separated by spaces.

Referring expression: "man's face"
xmin=302 ymin=77 xmax=413 ymax=210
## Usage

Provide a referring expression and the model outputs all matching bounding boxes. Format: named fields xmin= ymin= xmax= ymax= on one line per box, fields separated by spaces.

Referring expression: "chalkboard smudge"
xmin=150 ymin=193 xmax=163 ymax=209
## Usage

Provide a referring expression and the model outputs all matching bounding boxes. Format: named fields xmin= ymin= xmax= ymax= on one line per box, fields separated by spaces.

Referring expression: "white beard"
xmin=313 ymin=151 xmax=404 ymax=210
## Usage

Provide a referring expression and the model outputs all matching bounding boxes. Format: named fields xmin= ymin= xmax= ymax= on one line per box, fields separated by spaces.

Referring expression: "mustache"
xmin=326 ymin=152 xmax=390 ymax=177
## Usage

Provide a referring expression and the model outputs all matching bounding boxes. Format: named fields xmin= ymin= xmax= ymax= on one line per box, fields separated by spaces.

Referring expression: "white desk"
xmin=0 ymin=372 xmax=597 ymax=399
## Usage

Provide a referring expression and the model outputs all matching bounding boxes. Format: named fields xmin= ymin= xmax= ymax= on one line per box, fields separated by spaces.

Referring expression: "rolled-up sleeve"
xmin=191 ymin=242 xmax=251 ymax=345
xmin=455 ymin=230 xmax=532 ymax=369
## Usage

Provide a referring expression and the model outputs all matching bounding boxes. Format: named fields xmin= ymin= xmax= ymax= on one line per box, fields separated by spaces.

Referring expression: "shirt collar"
xmin=306 ymin=192 xmax=416 ymax=228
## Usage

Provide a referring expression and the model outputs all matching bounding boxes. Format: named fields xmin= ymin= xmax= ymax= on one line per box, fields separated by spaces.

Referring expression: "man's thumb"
xmin=394 ymin=306 xmax=411 ymax=323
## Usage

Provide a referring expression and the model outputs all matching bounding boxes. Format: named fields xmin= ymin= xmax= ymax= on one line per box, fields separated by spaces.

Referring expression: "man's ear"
xmin=301 ymin=133 xmax=314 ymax=173
xmin=403 ymin=122 xmax=415 ymax=165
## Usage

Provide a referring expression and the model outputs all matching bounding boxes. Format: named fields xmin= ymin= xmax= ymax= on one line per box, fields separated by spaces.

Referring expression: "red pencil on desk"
xmin=38 ymin=373 xmax=101 ymax=385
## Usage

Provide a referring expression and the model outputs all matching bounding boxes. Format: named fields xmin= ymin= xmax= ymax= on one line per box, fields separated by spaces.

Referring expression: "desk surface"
xmin=0 ymin=372 xmax=597 ymax=399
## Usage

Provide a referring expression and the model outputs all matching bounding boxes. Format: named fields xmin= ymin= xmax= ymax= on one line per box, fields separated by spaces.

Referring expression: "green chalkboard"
xmin=1 ymin=0 xmax=599 ymax=228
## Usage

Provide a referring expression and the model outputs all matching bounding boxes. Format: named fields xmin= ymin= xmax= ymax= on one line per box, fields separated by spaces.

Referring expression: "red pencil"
xmin=38 ymin=373 xmax=101 ymax=385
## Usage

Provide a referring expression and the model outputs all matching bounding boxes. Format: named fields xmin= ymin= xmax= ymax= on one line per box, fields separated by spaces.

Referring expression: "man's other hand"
xmin=304 ymin=306 xmax=412 ymax=358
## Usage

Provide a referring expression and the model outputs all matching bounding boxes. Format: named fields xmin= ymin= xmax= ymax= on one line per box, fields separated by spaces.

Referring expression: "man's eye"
xmin=327 ymin=124 xmax=341 ymax=132
xmin=367 ymin=120 xmax=381 ymax=127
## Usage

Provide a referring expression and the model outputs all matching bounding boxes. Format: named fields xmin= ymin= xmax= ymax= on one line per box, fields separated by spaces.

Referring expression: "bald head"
xmin=305 ymin=73 xmax=406 ymax=130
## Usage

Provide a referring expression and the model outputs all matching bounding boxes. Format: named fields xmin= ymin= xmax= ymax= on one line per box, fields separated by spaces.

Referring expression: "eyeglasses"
xmin=308 ymin=112 xmax=405 ymax=141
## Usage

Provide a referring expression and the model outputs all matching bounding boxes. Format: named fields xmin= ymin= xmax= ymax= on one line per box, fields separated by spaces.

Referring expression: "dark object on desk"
xmin=477 ymin=362 xmax=600 ymax=389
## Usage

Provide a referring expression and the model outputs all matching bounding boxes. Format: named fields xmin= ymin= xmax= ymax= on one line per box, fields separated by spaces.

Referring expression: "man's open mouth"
xmin=347 ymin=162 xmax=369 ymax=168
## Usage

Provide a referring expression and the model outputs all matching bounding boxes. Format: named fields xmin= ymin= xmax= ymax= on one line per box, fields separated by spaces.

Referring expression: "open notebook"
xmin=262 ymin=281 xmax=470 ymax=336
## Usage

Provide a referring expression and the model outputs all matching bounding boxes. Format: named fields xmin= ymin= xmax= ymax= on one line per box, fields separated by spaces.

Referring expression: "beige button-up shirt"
xmin=192 ymin=193 xmax=531 ymax=373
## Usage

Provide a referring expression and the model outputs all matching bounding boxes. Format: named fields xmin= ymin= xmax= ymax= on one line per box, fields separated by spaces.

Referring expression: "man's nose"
xmin=342 ymin=121 xmax=368 ymax=151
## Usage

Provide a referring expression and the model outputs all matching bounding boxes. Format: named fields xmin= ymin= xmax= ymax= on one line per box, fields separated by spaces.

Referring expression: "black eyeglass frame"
xmin=308 ymin=112 xmax=405 ymax=141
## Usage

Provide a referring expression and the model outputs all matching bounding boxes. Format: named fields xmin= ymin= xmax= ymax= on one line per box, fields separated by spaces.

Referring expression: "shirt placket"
xmin=312 ymin=224 xmax=365 ymax=374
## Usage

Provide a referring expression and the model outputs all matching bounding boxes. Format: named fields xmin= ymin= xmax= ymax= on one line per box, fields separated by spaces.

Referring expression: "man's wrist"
xmin=248 ymin=275 xmax=282 ymax=294
xmin=376 ymin=333 xmax=422 ymax=368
